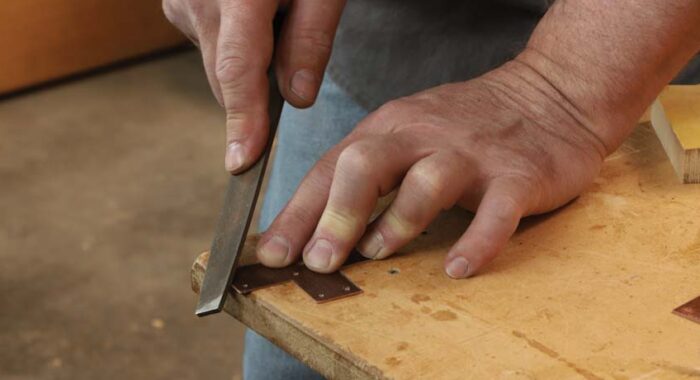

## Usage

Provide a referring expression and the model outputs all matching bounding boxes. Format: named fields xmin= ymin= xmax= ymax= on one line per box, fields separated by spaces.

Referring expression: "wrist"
xmin=512 ymin=48 xmax=645 ymax=155
xmin=509 ymin=0 xmax=700 ymax=156
xmin=479 ymin=57 xmax=611 ymax=159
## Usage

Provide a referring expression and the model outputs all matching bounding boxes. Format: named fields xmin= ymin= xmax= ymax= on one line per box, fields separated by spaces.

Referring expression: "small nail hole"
xmin=388 ymin=268 xmax=400 ymax=275
xmin=421 ymin=230 xmax=428 ymax=235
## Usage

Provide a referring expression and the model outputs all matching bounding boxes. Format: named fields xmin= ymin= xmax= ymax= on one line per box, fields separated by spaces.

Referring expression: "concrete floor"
xmin=0 ymin=51 xmax=246 ymax=379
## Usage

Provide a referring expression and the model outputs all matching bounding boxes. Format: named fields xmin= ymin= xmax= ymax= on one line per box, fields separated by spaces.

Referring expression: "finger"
xmin=217 ymin=0 xmax=279 ymax=173
xmin=255 ymin=145 xmax=343 ymax=268
xmin=303 ymin=137 xmax=427 ymax=273
xmin=444 ymin=178 xmax=528 ymax=279
xmin=275 ymin=0 xmax=345 ymax=107
xmin=357 ymin=152 xmax=477 ymax=260
xmin=255 ymin=125 xmax=389 ymax=269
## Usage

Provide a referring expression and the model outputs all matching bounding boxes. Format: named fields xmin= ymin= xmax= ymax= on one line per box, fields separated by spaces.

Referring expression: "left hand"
xmin=255 ymin=60 xmax=611 ymax=278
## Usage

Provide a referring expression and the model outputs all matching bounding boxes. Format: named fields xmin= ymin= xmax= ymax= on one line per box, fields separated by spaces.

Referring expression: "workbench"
xmin=192 ymin=122 xmax=700 ymax=379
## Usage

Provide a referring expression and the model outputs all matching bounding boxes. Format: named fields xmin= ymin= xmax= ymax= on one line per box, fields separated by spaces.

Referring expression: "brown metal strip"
xmin=231 ymin=262 xmax=299 ymax=294
xmin=673 ymin=296 xmax=700 ymax=324
xmin=230 ymin=249 xmax=368 ymax=302
xmin=293 ymin=268 xmax=363 ymax=303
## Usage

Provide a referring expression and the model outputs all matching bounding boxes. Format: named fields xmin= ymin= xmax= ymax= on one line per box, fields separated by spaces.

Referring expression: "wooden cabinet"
xmin=0 ymin=0 xmax=187 ymax=94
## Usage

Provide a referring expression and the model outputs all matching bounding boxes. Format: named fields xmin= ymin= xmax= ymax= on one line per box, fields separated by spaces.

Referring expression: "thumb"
xmin=275 ymin=0 xmax=345 ymax=108
xmin=216 ymin=1 xmax=277 ymax=173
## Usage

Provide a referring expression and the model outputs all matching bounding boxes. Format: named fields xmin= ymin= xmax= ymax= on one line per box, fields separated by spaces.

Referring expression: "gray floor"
xmin=0 ymin=51 xmax=246 ymax=379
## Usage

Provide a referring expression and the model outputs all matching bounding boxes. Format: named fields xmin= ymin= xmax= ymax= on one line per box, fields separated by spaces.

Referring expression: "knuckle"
xmin=407 ymin=164 xmax=448 ymax=202
xmin=320 ymin=208 xmax=357 ymax=228
xmin=336 ymin=144 xmax=375 ymax=177
xmin=224 ymin=112 xmax=252 ymax=139
xmin=294 ymin=156 xmax=335 ymax=195
xmin=282 ymin=203 xmax=316 ymax=227
xmin=311 ymin=157 xmax=336 ymax=183
xmin=375 ymin=100 xmax=406 ymax=119
xmin=318 ymin=208 xmax=358 ymax=241
xmin=224 ymin=111 xmax=263 ymax=140
xmin=163 ymin=0 xmax=209 ymax=28
xmin=363 ymin=100 xmax=411 ymax=132
xmin=491 ymin=194 xmax=522 ymax=224
xmin=294 ymin=28 xmax=333 ymax=57
xmin=162 ymin=0 xmax=182 ymax=25
xmin=384 ymin=208 xmax=419 ymax=237
xmin=354 ymin=100 xmax=407 ymax=133
xmin=354 ymin=117 xmax=379 ymax=133
xmin=486 ymin=175 xmax=532 ymax=221
xmin=187 ymin=0 xmax=208 ymax=19
xmin=215 ymin=53 xmax=248 ymax=83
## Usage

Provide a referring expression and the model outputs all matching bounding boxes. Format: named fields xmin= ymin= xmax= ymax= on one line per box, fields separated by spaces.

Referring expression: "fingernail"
xmin=225 ymin=142 xmax=246 ymax=172
xmin=259 ymin=236 xmax=290 ymax=266
xmin=290 ymin=69 xmax=317 ymax=101
xmin=305 ymin=239 xmax=333 ymax=270
xmin=445 ymin=257 xmax=470 ymax=279
xmin=358 ymin=232 xmax=385 ymax=259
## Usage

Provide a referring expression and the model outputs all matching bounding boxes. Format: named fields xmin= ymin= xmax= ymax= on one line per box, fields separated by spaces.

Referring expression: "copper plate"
xmin=231 ymin=263 xmax=299 ymax=294
xmin=673 ymin=296 xmax=700 ymax=324
xmin=231 ymin=250 xmax=368 ymax=302
xmin=292 ymin=269 xmax=363 ymax=303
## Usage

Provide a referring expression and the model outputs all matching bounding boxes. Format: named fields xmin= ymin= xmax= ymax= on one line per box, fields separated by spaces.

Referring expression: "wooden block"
xmin=0 ymin=0 xmax=187 ymax=94
xmin=650 ymin=85 xmax=700 ymax=183
xmin=193 ymin=123 xmax=700 ymax=379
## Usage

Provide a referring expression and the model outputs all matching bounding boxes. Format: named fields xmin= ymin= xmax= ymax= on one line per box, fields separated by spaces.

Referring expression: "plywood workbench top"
xmin=192 ymin=123 xmax=700 ymax=379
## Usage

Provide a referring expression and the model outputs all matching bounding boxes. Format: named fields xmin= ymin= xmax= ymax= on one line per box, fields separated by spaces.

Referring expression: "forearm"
xmin=511 ymin=0 xmax=700 ymax=153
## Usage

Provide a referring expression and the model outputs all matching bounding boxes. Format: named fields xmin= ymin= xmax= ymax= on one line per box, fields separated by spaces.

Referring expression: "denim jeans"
xmin=243 ymin=76 xmax=368 ymax=380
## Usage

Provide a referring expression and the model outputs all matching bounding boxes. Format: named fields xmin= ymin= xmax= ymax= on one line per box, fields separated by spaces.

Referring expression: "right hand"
xmin=163 ymin=0 xmax=346 ymax=173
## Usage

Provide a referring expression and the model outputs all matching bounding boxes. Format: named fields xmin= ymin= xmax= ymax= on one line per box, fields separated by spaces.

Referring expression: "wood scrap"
xmin=650 ymin=85 xmax=700 ymax=183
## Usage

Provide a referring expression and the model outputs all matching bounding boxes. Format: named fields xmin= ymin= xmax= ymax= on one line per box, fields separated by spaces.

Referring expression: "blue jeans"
xmin=243 ymin=77 xmax=368 ymax=380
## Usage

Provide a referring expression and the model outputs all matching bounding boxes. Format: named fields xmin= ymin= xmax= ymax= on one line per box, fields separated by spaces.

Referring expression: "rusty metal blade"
xmin=195 ymin=50 xmax=284 ymax=317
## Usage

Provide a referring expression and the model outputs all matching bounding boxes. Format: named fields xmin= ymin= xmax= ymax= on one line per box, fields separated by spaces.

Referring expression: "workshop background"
xmin=1 ymin=1 xmax=246 ymax=379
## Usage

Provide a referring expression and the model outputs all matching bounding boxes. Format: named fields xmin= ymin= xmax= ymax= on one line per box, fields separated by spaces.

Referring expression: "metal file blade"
xmin=195 ymin=46 xmax=284 ymax=317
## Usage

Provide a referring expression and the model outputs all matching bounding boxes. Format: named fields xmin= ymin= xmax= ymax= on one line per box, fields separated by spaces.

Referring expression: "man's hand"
xmin=162 ymin=0 xmax=345 ymax=173
xmin=256 ymin=0 xmax=700 ymax=278
xmin=255 ymin=61 xmax=607 ymax=278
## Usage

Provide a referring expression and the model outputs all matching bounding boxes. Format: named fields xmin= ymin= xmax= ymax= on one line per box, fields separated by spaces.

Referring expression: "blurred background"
xmin=1 ymin=1 xmax=246 ymax=378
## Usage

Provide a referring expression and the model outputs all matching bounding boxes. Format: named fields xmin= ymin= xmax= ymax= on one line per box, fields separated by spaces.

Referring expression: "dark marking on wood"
xmin=384 ymin=357 xmax=401 ymax=367
xmin=431 ymin=310 xmax=457 ymax=321
xmin=411 ymin=294 xmax=431 ymax=304
xmin=512 ymin=331 xmax=602 ymax=380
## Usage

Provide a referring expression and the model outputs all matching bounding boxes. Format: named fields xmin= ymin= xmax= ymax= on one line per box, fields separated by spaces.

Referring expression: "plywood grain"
xmin=193 ymin=123 xmax=700 ymax=379
xmin=0 ymin=0 xmax=187 ymax=94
